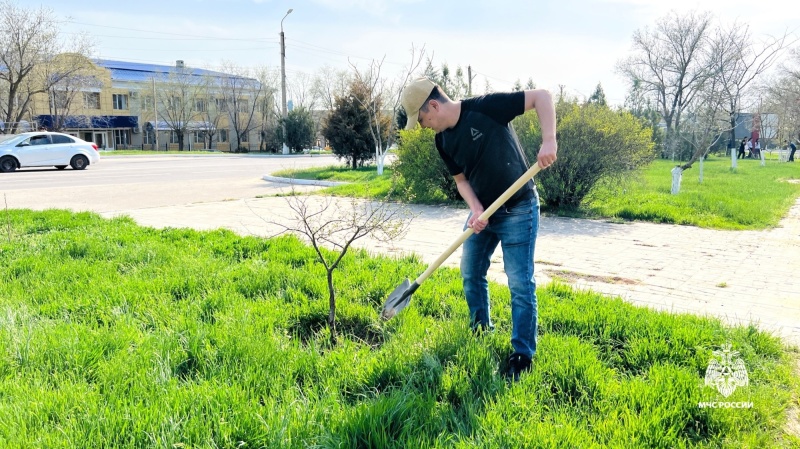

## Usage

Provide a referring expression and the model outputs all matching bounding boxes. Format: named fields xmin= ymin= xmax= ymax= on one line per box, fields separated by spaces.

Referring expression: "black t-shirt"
xmin=435 ymin=91 xmax=534 ymax=209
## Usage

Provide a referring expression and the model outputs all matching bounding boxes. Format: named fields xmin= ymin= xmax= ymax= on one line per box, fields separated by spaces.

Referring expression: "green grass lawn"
xmin=0 ymin=210 xmax=797 ymax=447
xmin=584 ymin=157 xmax=800 ymax=230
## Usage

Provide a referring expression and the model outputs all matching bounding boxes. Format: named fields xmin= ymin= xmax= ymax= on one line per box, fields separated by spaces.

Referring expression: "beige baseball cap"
xmin=401 ymin=77 xmax=437 ymax=130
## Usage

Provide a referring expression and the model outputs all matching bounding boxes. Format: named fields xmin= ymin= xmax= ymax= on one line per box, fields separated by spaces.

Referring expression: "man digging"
xmin=401 ymin=78 xmax=557 ymax=381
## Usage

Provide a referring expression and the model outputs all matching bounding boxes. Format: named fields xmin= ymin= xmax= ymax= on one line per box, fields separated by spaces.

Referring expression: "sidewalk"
xmin=100 ymin=182 xmax=800 ymax=347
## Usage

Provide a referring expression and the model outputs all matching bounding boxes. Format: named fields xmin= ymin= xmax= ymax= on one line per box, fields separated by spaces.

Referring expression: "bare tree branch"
xmin=348 ymin=44 xmax=426 ymax=174
xmin=617 ymin=11 xmax=713 ymax=158
xmin=250 ymin=192 xmax=412 ymax=344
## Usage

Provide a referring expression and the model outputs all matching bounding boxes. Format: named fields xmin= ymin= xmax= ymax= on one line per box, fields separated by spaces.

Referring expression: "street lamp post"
xmin=280 ymin=8 xmax=293 ymax=155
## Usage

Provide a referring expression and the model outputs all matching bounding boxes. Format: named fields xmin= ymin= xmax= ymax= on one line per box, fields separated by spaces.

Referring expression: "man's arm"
xmin=454 ymin=173 xmax=488 ymax=233
xmin=524 ymin=89 xmax=557 ymax=168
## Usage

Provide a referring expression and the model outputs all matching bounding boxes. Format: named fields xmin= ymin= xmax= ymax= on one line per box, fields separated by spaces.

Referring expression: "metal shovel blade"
xmin=379 ymin=163 xmax=543 ymax=322
xmin=381 ymin=279 xmax=419 ymax=320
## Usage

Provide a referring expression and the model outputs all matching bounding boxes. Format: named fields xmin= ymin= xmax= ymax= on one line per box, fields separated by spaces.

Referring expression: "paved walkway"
xmin=100 ymin=181 xmax=800 ymax=347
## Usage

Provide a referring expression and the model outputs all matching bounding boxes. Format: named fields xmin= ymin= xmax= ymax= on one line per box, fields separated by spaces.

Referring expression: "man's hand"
xmin=468 ymin=208 xmax=488 ymax=233
xmin=537 ymin=138 xmax=558 ymax=169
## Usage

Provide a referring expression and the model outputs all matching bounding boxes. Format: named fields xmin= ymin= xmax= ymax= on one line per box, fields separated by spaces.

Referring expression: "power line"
xmin=472 ymin=69 xmax=516 ymax=88
xmin=97 ymin=46 xmax=276 ymax=53
xmin=288 ymin=39 xmax=406 ymax=66
xmin=64 ymin=20 xmax=277 ymax=42
xmin=63 ymin=31 xmax=278 ymax=43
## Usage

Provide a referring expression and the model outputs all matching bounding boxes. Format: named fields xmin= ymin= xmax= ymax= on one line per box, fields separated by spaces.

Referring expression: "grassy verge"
xmin=272 ymin=157 xmax=800 ymax=230
xmin=271 ymin=165 xmax=397 ymax=199
xmin=583 ymin=157 xmax=800 ymax=230
xmin=0 ymin=210 xmax=797 ymax=447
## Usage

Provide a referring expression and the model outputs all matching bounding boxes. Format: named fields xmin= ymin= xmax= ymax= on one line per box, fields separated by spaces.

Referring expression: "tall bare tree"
xmin=617 ymin=11 xmax=714 ymax=159
xmin=288 ymin=71 xmax=317 ymax=111
xmin=672 ymin=65 xmax=733 ymax=192
xmin=154 ymin=65 xmax=207 ymax=151
xmin=311 ymin=65 xmax=351 ymax=148
xmin=762 ymin=46 xmax=800 ymax=143
xmin=312 ymin=65 xmax=351 ymax=113
xmin=254 ymin=67 xmax=280 ymax=152
xmin=0 ymin=1 xmax=93 ymax=133
xmin=349 ymin=45 xmax=426 ymax=175
xmin=710 ymin=23 xmax=788 ymax=149
xmin=218 ymin=63 xmax=265 ymax=152
xmin=763 ymin=76 xmax=800 ymax=143
xmin=36 ymin=54 xmax=102 ymax=131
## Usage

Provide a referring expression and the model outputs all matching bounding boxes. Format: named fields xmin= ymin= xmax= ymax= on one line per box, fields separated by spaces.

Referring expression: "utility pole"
xmin=467 ymin=65 xmax=474 ymax=97
xmin=280 ymin=8 xmax=293 ymax=155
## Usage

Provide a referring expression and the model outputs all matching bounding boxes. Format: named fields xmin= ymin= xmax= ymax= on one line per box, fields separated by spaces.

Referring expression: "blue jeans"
xmin=461 ymin=196 xmax=540 ymax=358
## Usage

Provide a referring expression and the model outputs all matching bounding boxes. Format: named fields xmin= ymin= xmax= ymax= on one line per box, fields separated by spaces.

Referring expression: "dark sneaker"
xmin=506 ymin=353 xmax=532 ymax=382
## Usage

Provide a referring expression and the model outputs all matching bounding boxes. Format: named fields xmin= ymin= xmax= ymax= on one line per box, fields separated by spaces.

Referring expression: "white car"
xmin=0 ymin=131 xmax=100 ymax=172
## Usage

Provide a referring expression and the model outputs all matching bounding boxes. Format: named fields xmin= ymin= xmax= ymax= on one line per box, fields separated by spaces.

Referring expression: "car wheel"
xmin=0 ymin=156 xmax=17 ymax=173
xmin=55 ymin=165 xmax=67 ymax=170
xmin=70 ymin=155 xmax=89 ymax=170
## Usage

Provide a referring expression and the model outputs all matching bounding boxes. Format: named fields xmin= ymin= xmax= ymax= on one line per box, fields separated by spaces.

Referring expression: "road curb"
xmin=262 ymin=175 xmax=349 ymax=187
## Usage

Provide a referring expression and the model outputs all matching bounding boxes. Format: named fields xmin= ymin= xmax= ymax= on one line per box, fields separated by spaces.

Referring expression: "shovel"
xmin=381 ymin=162 xmax=542 ymax=320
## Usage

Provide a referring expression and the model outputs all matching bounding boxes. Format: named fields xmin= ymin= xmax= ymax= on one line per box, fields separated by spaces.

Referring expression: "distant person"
xmin=737 ymin=137 xmax=747 ymax=159
xmin=746 ymin=138 xmax=754 ymax=158
xmin=787 ymin=139 xmax=797 ymax=162
xmin=753 ymin=138 xmax=761 ymax=159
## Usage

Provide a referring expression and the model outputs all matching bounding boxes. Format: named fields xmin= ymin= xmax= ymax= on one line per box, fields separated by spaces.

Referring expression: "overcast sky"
xmin=38 ymin=0 xmax=800 ymax=106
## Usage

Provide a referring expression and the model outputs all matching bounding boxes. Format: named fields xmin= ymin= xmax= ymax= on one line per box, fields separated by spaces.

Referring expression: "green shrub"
xmin=394 ymin=128 xmax=459 ymax=203
xmin=283 ymin=107 xmax=315 ymax=152
xmin=514 ymin=101 xmax=656 ymax=208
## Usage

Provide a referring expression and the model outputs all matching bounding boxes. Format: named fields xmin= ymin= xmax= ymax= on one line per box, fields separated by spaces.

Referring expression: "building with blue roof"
xmin=31 ymin=57 xmax=266 ymax=152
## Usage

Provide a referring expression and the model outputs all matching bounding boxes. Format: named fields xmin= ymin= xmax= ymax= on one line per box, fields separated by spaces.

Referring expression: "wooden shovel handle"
xmin=414 ymin=162 xmax=542 ymax=285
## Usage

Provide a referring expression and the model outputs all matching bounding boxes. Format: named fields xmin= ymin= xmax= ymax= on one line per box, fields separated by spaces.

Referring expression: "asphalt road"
xmin=0 ymin=153 xmax=339 ymax=213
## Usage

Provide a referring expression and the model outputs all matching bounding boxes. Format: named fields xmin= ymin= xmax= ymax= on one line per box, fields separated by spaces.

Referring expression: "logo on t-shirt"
xmin=470 ymin=127 xmax=483 ymax=141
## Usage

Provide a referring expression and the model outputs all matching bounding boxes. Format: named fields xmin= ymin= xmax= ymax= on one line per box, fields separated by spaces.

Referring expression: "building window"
xmin=113 ymin=94 xmax=129 ymax=110
xmin=193 ymin=131 xmax=205 ymax=144
xmin=215 ymin=98 xmax=227 ymax=112
xmin=143 ymin=130 xmax=154 ymax=145
xmin=168 ymin=96 xmax=182 ymax=110
xmin=237 ymin=99 xmax=250 ymax=112
xmin=240 ymin=131 xmax=248 ymax=143
xmin=141 ymin=95 xmax=154 ymax=111
xmin=113 ymin=129 xmax=130 ymax=147
xmin=170 ymin=131 xmax=180 ymax=144
xmin=218 ymin=129 xmax=228 ymax=142
xmin=84 ymin=92 xmax=100 ymax=109
xmin=195 ymin=99 xmax=207 ymax=112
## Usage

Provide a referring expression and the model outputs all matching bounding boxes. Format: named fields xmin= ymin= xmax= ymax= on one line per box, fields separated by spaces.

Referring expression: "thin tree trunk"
xmin=376 ymin=146 xmax=385 ymax=175
xmin=327 ymin=269 xmax=337 ymax=345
